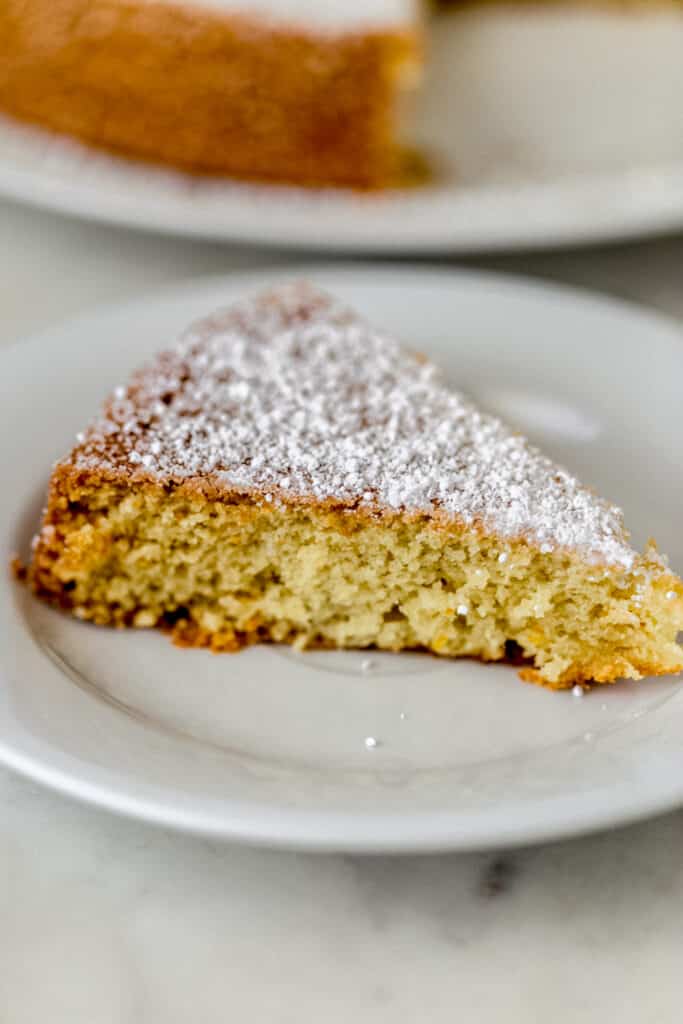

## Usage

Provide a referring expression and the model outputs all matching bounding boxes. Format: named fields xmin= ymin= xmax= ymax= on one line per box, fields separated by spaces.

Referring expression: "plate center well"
xmin=21 ymin=595 xmax=681 ymax=778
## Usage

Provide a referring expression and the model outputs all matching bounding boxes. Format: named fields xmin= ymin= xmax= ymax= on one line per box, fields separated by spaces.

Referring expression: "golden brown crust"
xmin=33 ymin=456 xmax=626 ymax=555
xmin=39 ymin=459 xmax=444 ymax=531
xmin=518 ymin=660 xmax=681 ymax=690
xmin=0 ymin=0 xmax=419 ymax=188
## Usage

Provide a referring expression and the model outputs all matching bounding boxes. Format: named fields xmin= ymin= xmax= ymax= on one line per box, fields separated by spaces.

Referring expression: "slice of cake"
xmin=26 ymin=283 xmax=683 ymax=688
xmin=0 ymin=0 xmax=422 ymax=188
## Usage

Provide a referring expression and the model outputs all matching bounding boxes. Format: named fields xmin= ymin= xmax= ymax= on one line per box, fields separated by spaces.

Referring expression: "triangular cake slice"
xmin=27 ymin=283 xmax=683 ymax=688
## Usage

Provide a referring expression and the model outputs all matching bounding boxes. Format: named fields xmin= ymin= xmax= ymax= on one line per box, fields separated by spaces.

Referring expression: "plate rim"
xmin=1 ymin=117 xmax=683 ymax=253
xmin=2 ymin=729 xmax=683 ymax=853
xmin=2 ymin=262 xmax=683 ymax=853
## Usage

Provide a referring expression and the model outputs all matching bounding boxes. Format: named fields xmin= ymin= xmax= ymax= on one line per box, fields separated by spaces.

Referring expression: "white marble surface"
xmin=2 ymin=197 xmax=683 ymax=1023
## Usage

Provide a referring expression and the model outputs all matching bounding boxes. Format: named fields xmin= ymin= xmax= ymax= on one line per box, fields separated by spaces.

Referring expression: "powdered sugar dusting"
xmin=72 ymin=282 xmax=635 ymax=567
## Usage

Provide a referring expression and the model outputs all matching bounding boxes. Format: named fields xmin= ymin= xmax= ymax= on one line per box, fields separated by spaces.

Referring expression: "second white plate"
xmin=0 ymin=7 xmax=682 ymax=251
xmin=1 ymin=265 xmax=683 ymax=851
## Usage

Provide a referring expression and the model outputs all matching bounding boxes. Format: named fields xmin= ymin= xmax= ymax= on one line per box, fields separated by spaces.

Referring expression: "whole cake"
xmin=0 ymin=0 xmax=421 ymax=188
xmin=0 ymin=0 xmax=679 ymax=188
xmin=25 ymin=283 xmax=683 ymax=687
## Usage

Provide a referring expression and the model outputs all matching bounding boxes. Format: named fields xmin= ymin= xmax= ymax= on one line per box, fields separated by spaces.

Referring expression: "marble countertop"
xmin=2 ymin=198 xmax=683 ymax=1023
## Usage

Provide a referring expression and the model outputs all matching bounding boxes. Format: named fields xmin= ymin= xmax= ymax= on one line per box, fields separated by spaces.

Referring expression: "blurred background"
xmin=0 ymin=1 xmax=681 ymax=249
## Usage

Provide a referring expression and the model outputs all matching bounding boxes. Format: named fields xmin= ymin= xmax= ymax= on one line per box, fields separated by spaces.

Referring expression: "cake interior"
xmin=32 ymin=474 xmax=683 ymax=689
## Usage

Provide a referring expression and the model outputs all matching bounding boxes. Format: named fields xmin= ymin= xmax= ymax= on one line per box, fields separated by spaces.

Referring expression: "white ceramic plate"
xmin=1 ymin=7 xmax=682 ymax=252
xmin=2 ymin=266 xmax=683 ymax=852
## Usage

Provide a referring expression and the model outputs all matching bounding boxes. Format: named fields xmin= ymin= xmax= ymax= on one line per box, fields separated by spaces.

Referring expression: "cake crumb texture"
xmin=25 ymin=282 xmax=683 ymax=688
xmin=29 ymin=475 xmax=683 ymax=687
